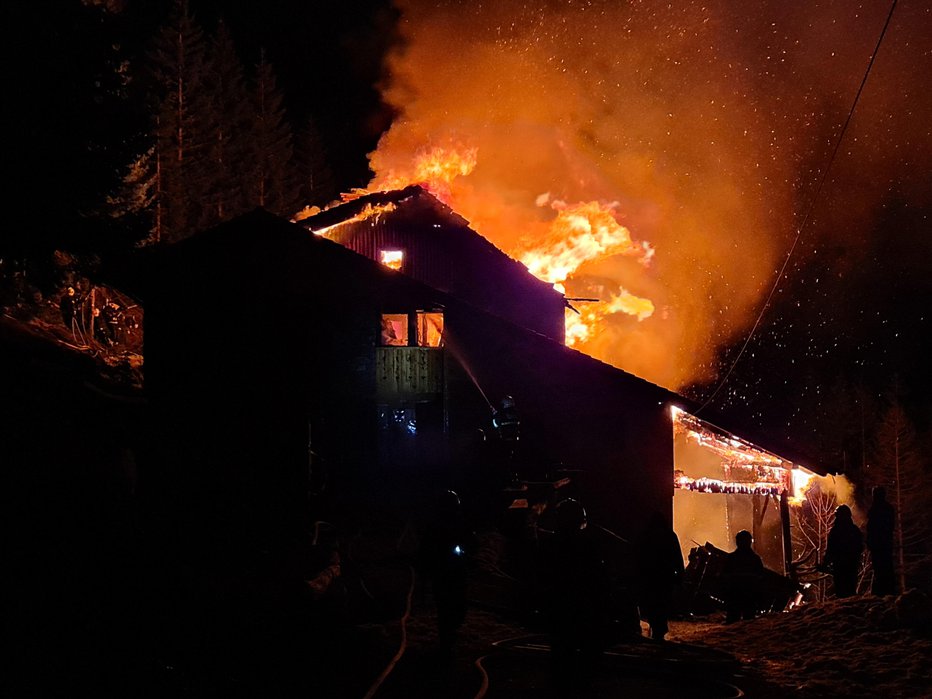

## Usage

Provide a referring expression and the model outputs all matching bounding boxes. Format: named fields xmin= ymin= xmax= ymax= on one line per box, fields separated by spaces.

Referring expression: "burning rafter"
xmin=674 ymin=472 xmax=783 ymax=497
xmin=307 ymin=202 xmax=398 ymax=238
xmin=672 ymin=406 xmax=814 ymax=501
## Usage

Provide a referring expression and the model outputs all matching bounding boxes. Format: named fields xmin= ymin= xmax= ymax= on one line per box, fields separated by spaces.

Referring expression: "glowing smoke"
xmin=368 ymin=0 xmax=931 ymax=390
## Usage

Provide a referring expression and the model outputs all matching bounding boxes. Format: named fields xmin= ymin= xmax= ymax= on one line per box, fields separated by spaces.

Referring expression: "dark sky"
xmin=190 ymin=0 xmax=401 ymax=187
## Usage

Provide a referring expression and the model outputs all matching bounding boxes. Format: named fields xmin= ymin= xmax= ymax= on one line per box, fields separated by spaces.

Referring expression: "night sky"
xmin=14 ymin=0 xmax=932 ymax=471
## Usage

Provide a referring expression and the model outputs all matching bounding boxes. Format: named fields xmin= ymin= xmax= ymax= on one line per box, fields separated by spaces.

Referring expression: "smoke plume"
xmin=367 ymin=0 xmax=931 ymax=390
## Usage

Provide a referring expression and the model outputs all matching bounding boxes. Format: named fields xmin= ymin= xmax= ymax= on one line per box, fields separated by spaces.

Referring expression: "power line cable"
xmin=695 ymin=0 xmax=899 ymax=415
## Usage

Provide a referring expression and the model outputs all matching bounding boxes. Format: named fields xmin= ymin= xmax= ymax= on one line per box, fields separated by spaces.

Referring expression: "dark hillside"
xmin=4 ymin=313 xmax=147 ymax=692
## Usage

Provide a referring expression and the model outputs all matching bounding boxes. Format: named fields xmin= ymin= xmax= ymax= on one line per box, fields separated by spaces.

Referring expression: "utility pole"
xmin=780 ymin=491 xmax=793 ymax=579
xmin=893 ymin=390 xmax=906 ymax=592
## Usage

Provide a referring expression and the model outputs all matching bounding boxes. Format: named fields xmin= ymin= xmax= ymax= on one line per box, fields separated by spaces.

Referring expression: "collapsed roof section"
xmin=296 ymin=186 xmax=567 ymax=343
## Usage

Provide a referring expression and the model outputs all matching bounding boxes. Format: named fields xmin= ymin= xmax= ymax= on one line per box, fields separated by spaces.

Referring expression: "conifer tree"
xmin=107 ymin=146 xmax=157 ymax=229
xmin=245 ymin=51 xmax=299 ymax=217
xmin=11 ymin=1 xmax=140 ymax=253
xmin=868 ymin=396 xmax=932 ymax=591
xmin=294 ymin=116 xmax=337 ymax=210
xmin=202 ymin=20 xmax=252 ymax=224
xmin=146 ymin=0 xmax=215 ymax=242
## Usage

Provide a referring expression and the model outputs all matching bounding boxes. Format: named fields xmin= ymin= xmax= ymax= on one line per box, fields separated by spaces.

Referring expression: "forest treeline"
xmin=796 ymin=384 xmax=932 ymax=593
xmin=8 ymin=0 xmax=335 ymax=257
xmin=112 ymin=4 xmax=335 ymax=244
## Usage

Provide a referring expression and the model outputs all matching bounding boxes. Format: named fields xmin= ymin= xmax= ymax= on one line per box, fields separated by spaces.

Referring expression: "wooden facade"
xmin=375 ymin=347 xmax=444 ymax=401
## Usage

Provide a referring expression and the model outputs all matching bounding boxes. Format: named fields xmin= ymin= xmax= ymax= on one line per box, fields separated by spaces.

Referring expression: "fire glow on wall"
xmin=671 ymin=406 xmax=815 ymax=572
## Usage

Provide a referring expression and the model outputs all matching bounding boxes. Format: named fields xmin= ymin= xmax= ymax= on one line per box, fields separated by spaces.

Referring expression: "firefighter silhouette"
xmin=820 ymin=504 xmax=863 ymax=598
xmin=92 ymin=306 xmax=112 ymax=346
xmin=491 ymin=395 xmax=521 ymax=480
xmin=419 ymin=490 xmax=471 ymax=653
xmin=636 ymin=511 xmax=685 ymax=639
xmin=540 ymin=498 xmax=611 ymax=689
xmin=102 ymin=302 xmax=121 ymax=345
xmin=492 ymin=395 xmax=520 ymax=443
xmin=59 ymin=286 xmax=77 ymax=326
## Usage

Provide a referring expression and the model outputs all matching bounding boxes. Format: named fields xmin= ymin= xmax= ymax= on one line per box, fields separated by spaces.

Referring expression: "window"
xmin=381 ymin=311 xmax=444 ymax=347
xmin=416 ymin=312 xmax=444 ymax=347
xmin=380 ymin=249 xmax=404 ymax=271
xmin=381 ymin=314 xmax=408 ymax=346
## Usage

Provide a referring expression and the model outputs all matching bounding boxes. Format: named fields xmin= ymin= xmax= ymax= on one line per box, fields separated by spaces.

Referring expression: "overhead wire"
xmin=695 ymin=0 xmax=900 ymax=414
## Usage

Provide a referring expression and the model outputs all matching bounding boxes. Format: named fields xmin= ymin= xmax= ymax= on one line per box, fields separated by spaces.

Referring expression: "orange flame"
xmin=520 ymin=199 xmax=654 ymax=289
xmin=311 ymin=202 xmax=398 ymax=237
xmin=357 ymin=2 xmax=821 ymax=390
xmin=788 ymin=469 xmax=816 ymax=506
xmin=566 ymin=288 xmax=655 ymax=346
xmin=363 ymin=144 xmax=659 ymax=346
xmin=372 ymin=145 xmax=477 ymax=204
xmin=520 ymin=197 xmax=656 ymax=341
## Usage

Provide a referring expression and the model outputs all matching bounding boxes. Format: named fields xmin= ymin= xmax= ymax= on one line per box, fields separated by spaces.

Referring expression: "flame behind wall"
xmin=366 ymin=0 xmax=930 ymax=391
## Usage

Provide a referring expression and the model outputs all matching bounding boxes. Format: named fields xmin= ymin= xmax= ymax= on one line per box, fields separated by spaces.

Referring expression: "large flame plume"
xmin=365 ymin=1 xmax=931 ymax=390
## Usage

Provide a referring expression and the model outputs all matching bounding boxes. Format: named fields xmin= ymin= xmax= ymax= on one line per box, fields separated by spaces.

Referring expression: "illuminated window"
xmin=416 ymin=312 xmax=444 ymax=347
xmin=380 ymin=249 xmax=404 ymax=271
xmin=381 ymin=314 xmax=408 ymax=346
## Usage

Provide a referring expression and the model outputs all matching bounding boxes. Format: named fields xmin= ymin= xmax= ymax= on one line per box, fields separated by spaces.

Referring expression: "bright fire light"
xmin=671 ymin=405 xmax=815 ymax=503
xmin=362 ymin=145 xmax=658 ymax=345
xmin=308 ymin=202 xmax=398 ymax=238
xmin=375 ymin=145 xmax=477 ymax=204
xmin=380 ymin=250 xmax=404 ymax=271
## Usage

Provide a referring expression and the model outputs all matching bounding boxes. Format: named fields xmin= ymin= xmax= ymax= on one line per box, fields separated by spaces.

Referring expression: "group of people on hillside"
xmin=58 ymin=286 xmax=124 ymax=347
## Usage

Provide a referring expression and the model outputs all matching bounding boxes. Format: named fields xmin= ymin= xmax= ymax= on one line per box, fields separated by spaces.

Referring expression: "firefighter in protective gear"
xmin=541 ymin=498 xmax=611 ymax=689
xmin=420 ymin=490 xmax=472 ymax=652
xmin=102 ymin=302 xmax=121 ymax=345
xmin=492 ymin=395 xmax=520 ymax=443
xmin=59 ymin=287 xmax=77 ymax=326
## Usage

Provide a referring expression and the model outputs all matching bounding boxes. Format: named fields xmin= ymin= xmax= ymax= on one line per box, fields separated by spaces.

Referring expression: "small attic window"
xmin=380 ymin=249 xmax=404 ymax=271
xmin=381 ymin=314 xmax=408 ymax=346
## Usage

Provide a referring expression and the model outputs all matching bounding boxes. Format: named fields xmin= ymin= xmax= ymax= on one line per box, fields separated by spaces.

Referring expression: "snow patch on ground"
xmin=669 ymin=594 xmax=932 ymax=698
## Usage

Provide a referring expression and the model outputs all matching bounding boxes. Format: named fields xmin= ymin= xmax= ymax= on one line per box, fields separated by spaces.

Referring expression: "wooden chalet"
xmin=122 ymin=209 xmax=681 ymax=560
xmin=117 ymin=203 xmax=823 ymax=586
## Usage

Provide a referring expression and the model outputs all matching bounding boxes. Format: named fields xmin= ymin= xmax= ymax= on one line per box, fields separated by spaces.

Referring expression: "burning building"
xmin=294 ymin=189 xmax=824 ymax=569
xmin=120 ymin=198 xmax=827 ymax=593
xmin=296 ymin=185 xmax=567 ymax=344
xmin=123 ymin=208 xmax=680 ymax=556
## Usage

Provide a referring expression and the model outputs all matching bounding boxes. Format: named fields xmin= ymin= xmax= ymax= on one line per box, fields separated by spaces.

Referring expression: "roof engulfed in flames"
xmin=362 ymin=145 xmax=658 ymax=349
xmin=374 ymin=145 xmax=478 ymax=203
